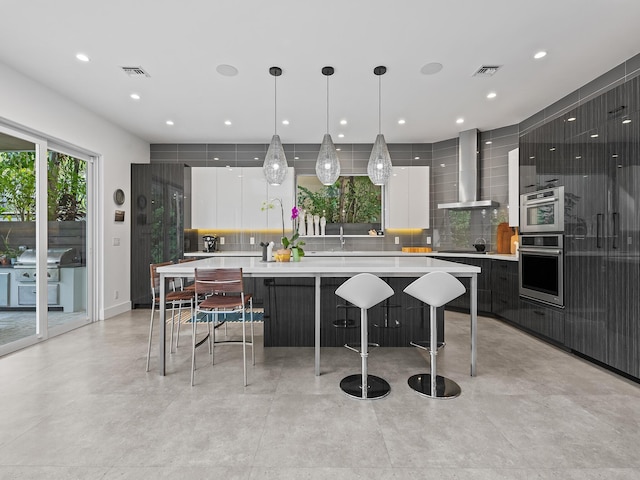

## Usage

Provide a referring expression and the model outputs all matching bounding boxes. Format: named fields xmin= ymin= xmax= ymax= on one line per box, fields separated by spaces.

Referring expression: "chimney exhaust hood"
xmin=437 ymin=128 xmax=500 ymax=209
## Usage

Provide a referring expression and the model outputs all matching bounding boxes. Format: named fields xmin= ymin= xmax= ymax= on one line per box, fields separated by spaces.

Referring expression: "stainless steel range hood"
xmin=437 ymin=128 xmax=500 ymax=209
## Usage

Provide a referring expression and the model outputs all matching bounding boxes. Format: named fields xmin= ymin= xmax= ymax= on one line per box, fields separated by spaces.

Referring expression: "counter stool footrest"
xmin=344 ymin=342 xmax=379 ymax=354
xmin=410 ymin=340 xmax=445 ymax=352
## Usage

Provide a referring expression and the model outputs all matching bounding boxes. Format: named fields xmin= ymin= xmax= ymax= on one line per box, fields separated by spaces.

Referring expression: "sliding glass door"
xmin=0 ymin=125 xmax=94 ymax=355
xmin=0 ymin=130 xmax=38 ymax=349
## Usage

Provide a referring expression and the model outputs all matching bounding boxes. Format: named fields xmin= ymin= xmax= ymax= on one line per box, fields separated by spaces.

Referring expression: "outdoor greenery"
xmin=0 ymin=151 xmax=86 ymax=221
xmin=297 ymin=176 xmax=381 ymax=223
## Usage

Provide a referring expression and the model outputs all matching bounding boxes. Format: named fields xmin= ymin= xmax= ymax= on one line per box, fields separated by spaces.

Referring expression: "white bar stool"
xmin=403 ymin=272 xmax=466 ymax=399
xmin=335 ymin=273 xmax=394 ymax=399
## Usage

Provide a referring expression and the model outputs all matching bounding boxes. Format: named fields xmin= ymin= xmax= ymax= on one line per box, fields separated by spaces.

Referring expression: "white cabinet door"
xmin=241 ymin=167 xmax=269 ymax=230
xmin=191 ymin=167 xmax=217 ymax=229
xmin=216 ymin=167 xmax=243 ymax=229
xmin=386 ymin=166 xmax=429 ymax=228
xmin=267 ymin=167 xmax=295 ymax=232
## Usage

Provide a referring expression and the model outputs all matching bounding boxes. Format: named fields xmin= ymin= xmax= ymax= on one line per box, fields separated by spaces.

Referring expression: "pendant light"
xmin=367 ymin=65 xmax=392 ymax=185
xmin=263 ymin=66 xmax=288 ymax=186
xmin=315 ymin=66 xmax=340 ymax=185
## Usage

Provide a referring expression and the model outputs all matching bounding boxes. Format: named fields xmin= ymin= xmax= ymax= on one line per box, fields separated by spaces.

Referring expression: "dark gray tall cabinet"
xmin=131 ymin=164 xmax=190 ymax=308
xmin=522 ymin=76 xmax=640 ymax=378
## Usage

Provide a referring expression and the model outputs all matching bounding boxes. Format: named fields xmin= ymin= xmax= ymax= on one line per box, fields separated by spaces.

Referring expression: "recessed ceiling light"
xmin=534 ymin=51 xmax=547 ymax=59
xmin=294 ymin=156 xmax=300 ymax=160
xmin=282 ymin=120 xmax=289 ymax=125
xmin=398 ymin=119 xmax=406 ymax=125
xmin=76 ymin=53 xmax=90 ymax=62
xmin=130 ymin=93 xmax=140 ymax=100
xmin=529 ymin=156 xmax=535 ymax=159
xmin=213 ymin=157 xmax=219 ymax=160
xmin=590 ymin=133 xmax=599 ymax=138
xmin=576 ymin=156 xmax=582 ymax=159
xmin=340 ymin=119 xmax=347 ymax=125
xmin=414 ymin=156 xmax=420 ymax=160
xmin=456 ymin=118 xmax=464 ymax=124
xmin=622 ymin=119 xmax=632 ymax=124
xmin=224 ymin=120 xmax=232 ymax=126
xmin=336 ymin=148 xmax=341 ymax=151
xmin=567 ymin=117 xmax=576 ymax=122
xmin=338 ymin=134 xmax=344 ymax=138
xmin=420 ymin=62 xmax=443 ymax=75
xmin=486 ymin=92 xmax=497 ymax=99
xmin=254 ymin=157 xmax=259 ymax=160
xmin=485 ymin=141 xmax=492 ymax=145
xmin=166 ymin=120 xmax=174 ymax=126
xmin=440 ymin=163 xmax=446 ymax=168
xmin=216 ymin=64 xmax=239 ymax=77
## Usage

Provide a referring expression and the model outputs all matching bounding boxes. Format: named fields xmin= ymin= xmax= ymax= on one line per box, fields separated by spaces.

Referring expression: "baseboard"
xmin=101 ymin=300 xmax=131 ymax=320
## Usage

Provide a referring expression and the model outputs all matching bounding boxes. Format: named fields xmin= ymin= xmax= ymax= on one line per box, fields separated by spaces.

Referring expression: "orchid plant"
xmin=282 ymin=206 xmax=305 ymax=255
xmin=261 ymin=199 xmax=305 ymax=255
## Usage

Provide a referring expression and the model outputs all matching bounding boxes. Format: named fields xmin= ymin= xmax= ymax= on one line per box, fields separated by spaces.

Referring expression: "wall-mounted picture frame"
xmin=114 ymin=210 xmax=125 ymax=222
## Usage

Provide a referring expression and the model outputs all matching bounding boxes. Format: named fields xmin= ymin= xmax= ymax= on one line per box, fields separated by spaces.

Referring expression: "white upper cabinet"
xmin=241 ymin=168 xmax=269 ymax=230
xmin=216 ymin=167 xmax=243 ymax=229
xmin=191 ymin=167 xmax=217 ymax=229
xmin=191 ymin=166 xmax=295 ymax=231
xmin=385 ymin=166 xmax=430 ymax=228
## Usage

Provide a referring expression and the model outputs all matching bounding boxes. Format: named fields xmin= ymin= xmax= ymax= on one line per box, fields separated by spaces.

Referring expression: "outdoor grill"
xmin=14 ymin=248 xmax=81 ymax=282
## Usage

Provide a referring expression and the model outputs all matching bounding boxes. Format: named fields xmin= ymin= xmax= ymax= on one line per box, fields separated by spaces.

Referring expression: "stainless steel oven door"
xmin=520 ymin=186 xmax=564 ymax=233
xmin=519 ymin=246 xmax=564 ymax=307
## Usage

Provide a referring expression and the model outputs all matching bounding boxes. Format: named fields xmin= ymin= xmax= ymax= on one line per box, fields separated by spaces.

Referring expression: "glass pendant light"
xmin=316 ymin=66 xmax=340 ymax=185
xmin=263 ymin=66 xmax=288 ymax=186
xmin=367 ymin=65 xmax=392 ymax=185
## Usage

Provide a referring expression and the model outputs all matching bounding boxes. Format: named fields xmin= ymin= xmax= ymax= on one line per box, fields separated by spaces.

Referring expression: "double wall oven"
xmin=519 ymin=185 xmax=565 ymax=308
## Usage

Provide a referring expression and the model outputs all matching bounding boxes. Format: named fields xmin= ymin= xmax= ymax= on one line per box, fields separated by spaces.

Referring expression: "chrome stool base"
xmin=340 ymin=374 xmax=391 ymax=400
xmin=408 ymin=373 xmax=461 ymax=399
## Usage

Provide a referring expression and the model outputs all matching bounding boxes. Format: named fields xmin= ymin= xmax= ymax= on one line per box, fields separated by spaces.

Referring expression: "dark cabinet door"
xmin=491 ymin=260 xmax=518 ymax=321
xmin=605 ymin=108 xmax=640 ymax=377
xmin=563 ymin=110 xmax=609 ymax=363
xmin=131 ymin=164 xmax=186 ymax=307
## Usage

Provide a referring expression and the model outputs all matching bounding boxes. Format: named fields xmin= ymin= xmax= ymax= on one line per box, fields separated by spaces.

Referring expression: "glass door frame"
xmin=0 ymin=121 xmax=98 ymax=355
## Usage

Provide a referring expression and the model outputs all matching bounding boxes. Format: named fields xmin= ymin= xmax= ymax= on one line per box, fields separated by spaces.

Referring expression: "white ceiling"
xmin=2 ymin=0 xmax=640 ymax=145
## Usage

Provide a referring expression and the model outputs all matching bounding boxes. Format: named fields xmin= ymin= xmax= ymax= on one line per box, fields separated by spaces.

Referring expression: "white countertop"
xmin=184 ymin=250 xmax=518 ymax=261
xmin=160 ymin=255 xmax=482 ymax=277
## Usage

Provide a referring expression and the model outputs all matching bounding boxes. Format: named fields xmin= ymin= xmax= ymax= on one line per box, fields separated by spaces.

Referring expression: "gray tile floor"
xmin=1 ymin=309 xmax=640 ymax=479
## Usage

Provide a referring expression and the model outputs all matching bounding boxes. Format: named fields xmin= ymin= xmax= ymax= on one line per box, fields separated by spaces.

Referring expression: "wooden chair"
xmin=145 ymin=261 xmax=195 ymax=372
xmin=191 ymin=267 xmax=255 ymax=386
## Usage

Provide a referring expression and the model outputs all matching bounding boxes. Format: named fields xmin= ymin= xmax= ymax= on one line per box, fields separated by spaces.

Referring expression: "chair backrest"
xmin=150 ymin=261 xmax=173 ymax=298
xmin=403 ymin=271 xmax=466 ymax=307
xmin=194 ymin=268 xmax=244 ymax=297
xmin=335 ymin=273 xmax=394 ymax=310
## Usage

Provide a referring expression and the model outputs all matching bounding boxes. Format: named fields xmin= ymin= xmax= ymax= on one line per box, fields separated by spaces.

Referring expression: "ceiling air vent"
xmin=473 ymin=65 xmax=502 ymax=77
xmin=121 ymin=66 xmax=151 ymax=78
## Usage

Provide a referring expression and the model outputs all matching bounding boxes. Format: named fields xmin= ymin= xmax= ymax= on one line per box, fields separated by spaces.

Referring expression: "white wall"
xmin=0 ymin=61 xmax=150 ymax=319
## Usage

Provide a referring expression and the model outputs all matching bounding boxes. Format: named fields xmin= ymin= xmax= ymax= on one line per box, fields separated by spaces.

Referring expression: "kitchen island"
xmin=156 ymin=256 xmax=481 ymax=378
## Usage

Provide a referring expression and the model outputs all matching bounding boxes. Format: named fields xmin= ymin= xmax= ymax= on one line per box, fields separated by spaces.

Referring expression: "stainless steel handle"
xmin=519 ymin=247 xmax=562 ymax=255
xmin=612 ymin=212 xmax=619 ymax=249
xmin=525 ymin=197 xmax=557 ymax=206
xmin=596 ymin=213 xmax=603 ymax=248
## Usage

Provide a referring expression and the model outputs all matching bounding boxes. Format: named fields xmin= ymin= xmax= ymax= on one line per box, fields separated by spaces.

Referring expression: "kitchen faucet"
xmin=340 ymin=225 xmax=345 ymax=250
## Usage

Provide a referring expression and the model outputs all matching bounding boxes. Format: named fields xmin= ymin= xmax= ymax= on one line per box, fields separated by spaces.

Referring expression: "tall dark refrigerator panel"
xmin=131 ymin=164 xmax=189 ymax=308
